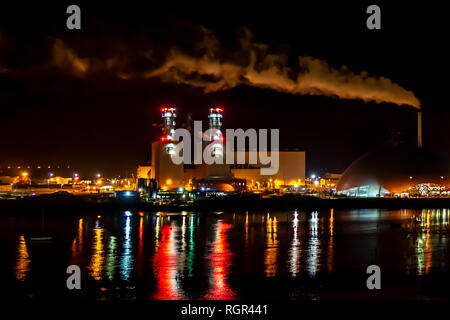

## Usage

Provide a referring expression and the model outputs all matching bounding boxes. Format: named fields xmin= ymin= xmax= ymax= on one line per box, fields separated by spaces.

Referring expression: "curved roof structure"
xmin=336 ymin=147 xmax=450 ymax=195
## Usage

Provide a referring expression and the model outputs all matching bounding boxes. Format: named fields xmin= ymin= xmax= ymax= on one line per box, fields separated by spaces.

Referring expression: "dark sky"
xmin=0 ymin=1 xmax=449 ymax=177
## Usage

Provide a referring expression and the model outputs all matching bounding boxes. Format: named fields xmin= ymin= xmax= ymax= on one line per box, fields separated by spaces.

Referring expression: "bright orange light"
xmin=21 ymin=172 xmax=28 ymax=177
xmin=160 ymin=135 xmax=172 ymax=142
xmin=166 ymin=179 xmax=172 ymax=185
xmin=139 ymin=211 xmax=144 ymax=217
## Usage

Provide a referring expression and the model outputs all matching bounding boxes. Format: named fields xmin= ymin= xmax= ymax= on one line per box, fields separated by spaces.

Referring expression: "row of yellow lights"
xmin=6 ymin=165 xmax=71 ymax=169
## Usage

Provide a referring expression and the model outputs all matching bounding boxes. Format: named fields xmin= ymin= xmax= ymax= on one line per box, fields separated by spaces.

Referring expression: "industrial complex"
xmin=2 ymin=107 xmax=449 ymax=201
xmin=137 ymin=106 xmax=306 ymax=198
xmin=336 ymin=111 xmax=450 ymax=197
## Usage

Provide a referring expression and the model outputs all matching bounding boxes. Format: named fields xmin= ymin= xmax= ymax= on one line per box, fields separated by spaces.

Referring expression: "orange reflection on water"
xmin=153 ymin=222 xmax=182 ymax=300
xmin=15 ymin=235 xmax=31 ymax=282
xmin=204 ymin=220 xmax=235 ymax=300
xmin=70 ymin=218 xmax=84 ymax=265
xmin=245 ymin=212 xmax=249 ymax=247
xmin=89 ymin=224 xmax=105 ymax=281
xmin=328 ymin=209 xmax=334 ymax=273
xmin=265 ymin=216 xmax=278 ymax=277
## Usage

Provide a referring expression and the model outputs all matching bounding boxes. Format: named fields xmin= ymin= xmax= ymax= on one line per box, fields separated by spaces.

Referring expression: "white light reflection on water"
xmin=289 ymin=210 xmax=301 ymax=276
xmin=106 ymin=236 xmax=117 ymax=281
xmin=308 ymin=211 xmax=320 ymax=277
xmin=120 ymin=215 xmax=133 ymax=281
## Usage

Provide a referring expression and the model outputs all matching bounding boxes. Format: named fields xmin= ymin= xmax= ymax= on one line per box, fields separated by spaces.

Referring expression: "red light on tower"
xmin=160 ymin=106 xmax=176 ymax=137
xmin=207 ymin=106 xmax=224 ymax=141
xmin=160 ymin=135 xmax=173 ymax=142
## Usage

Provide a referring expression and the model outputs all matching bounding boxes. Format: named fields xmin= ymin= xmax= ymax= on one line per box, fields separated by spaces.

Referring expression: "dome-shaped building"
xmin=336 ymin=147 xmax=450 ymax=197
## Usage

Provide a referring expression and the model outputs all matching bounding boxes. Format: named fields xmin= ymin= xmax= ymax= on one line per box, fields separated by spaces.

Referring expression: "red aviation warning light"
xmin=160 ymin=106 xmax=176 ymax=137
xmin=208 ymin=106 xmax=223 ymax=130
xmin=207 ymin=106 xmax=224 ymax=141
xmin=161 ymin=106 xmax=176 ymax=114
xmin=160 ymin=135 xmax=173 ymax=142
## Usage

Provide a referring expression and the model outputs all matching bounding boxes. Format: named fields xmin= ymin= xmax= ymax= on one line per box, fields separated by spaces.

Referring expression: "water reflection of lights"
xmin=308 ymin=211 xmax=320 ymax=277
xmin=187 ymin=215 xmax=195 ymax=277
xmin=106 ymin=236 xmax=117 ymax=280
xmin=406 ymin=209 xmax=450 ymax=276
xmin=70 ymin=218 xmax=84 ymax=265
xmin=155 ymin=216 xmax=161 ymax=242
xmin=178 ymin=216 xmax=187 ymax=275
xmin=289 ymin=211 xmax=301 ymax=276
xmin=153 ymin=222 xmax=181 ymax=299
xmin=204 ymin=220 xmax=236 ymax=299
xmin=245 ymin=211 xmax=249 ymax=247
xmin=120 ymin=216 xmax=133 ymax=281
xmin=15 ymin=235 xmax=31 ymax=282
xmin=89 ymin=224 xmax=105 ymax=281
xmin=328 ymin=209 xmax=334 ymax=273
xmin=136 ymin=216 xmax=144 ymax=277
xmin=265 ymin=216 xmax=278 ymax=277
xmin=416 ymin=210 xmax=432 ymax=276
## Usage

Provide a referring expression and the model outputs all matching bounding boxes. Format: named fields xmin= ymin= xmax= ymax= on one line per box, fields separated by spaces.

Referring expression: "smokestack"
xmin=207 ymin=107 xmax=223 ymax=141
xmin=161 ymin=106 xmax=176 ymax=137
xmin=417 ymin=111 xmax=422 ymax=148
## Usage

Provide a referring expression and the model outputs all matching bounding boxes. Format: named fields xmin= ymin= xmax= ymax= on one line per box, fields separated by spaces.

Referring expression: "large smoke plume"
xmin=51 ymin=26 xmax=420 ymax=109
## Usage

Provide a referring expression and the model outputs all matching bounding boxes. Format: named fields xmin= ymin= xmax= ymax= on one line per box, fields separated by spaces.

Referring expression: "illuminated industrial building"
xmin=230 ymin=151 xmax=305 ymax=189
xmin=336 ymin=111 xmax=450 ymax=197
xmin=143 ymin=106 xmax=306 ymax=193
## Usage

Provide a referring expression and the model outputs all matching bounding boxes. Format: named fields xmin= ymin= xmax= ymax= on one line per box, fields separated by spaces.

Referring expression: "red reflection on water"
xmin=204 ymin=221 xmax=236 ymax=300
xmin=136 ymin=217 xmax=144 ymax=277
xmin=152 ymin=223 xmax=182 ymax=300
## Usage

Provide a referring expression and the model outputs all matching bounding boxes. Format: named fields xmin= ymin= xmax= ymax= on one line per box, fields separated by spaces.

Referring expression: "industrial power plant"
xmin=137 ymin=106 xmax=306 ymax=198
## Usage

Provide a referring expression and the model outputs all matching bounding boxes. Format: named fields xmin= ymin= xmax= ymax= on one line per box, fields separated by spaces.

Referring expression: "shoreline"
xmin=1 ymin=195 xmax=450 ymax=216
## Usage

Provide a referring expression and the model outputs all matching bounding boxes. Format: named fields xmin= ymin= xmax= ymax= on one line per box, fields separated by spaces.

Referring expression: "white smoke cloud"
xmin=52 ymin=26 xmax=421 ymax=109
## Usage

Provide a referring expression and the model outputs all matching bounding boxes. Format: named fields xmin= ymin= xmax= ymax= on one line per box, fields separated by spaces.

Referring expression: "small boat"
xmin=29 ymin=236 xmax=53 ymax=242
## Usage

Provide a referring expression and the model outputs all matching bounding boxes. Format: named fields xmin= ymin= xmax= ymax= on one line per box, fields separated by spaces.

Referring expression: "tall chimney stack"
xmin=417 ymin=111 xmax=422 ymax=148
xmin=207 ymin=107 xmax=223 ymax=141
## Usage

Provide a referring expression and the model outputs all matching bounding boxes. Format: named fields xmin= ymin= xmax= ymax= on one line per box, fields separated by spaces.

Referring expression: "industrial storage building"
xmin=336 ymin=147 xmax=450 ymax=197
xmin=231 ymin=151 xmax=305 ymax=189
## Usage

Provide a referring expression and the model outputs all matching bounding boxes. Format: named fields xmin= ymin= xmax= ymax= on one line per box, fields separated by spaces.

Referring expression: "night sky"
xmin=1 ymin=1 xmax=449 ymax=177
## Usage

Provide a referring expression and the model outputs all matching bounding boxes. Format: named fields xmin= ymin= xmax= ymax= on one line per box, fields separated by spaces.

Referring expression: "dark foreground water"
xmin=1 ymin=209 xmax=450 ymax=300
